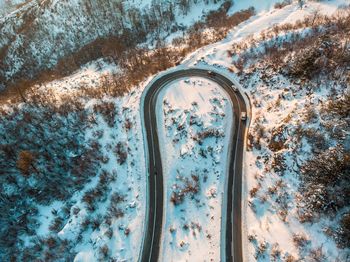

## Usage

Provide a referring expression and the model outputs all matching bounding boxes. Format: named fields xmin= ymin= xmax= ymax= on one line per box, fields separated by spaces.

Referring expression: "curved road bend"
xmin=141 ymin=69 xmax=248 ymax=262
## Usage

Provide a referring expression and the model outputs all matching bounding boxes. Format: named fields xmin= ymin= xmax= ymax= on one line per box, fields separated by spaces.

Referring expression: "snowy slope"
xmin=0 ymin=60 xmax=148 ymax=261
xmin=180 ymin=0 xmax=350 ymax=261
xmin=1 ymin=0 xmax=349 ymax=261
xmin=156 ymin=78 xmax=233 ymax=261
xmin=0 ymin=0 xmax=225 ymax=90
xmin=0 ymin=0 xmax=27 ymax=16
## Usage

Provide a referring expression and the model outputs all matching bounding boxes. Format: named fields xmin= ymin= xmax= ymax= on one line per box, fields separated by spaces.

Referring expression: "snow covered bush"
xmin=93 ymin=102 xmax=116 ymax=127
xmin=338 ymin=213 xmax=350 ymax=248
xmin=287 ymin=35 xmax=349 ymax=79
xmin=299 ymin=146 xmax=350 ymax=217
xmin=274 ymin=0 xmax=292 ymax=9
xmin=170 ymin=174 xmax=200 ymax=205
xmin=232 ymin=6 xmax=350 ymax=81
xmin=0 ymin=102 xmax=102 ymax=259
xmin=229 ymin=5 xmax=350 ymax=259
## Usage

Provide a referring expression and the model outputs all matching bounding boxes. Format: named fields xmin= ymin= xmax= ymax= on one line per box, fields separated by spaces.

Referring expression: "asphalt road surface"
xmin=141 ymin=68 xmax=248 ymax=262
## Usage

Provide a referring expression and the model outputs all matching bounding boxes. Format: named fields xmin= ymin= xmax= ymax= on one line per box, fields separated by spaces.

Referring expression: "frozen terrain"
xmin=180 ymin=0 xmax=350 ymax=261
xmin=0 ymin=60 xmax=148 ymax=261
xmin=0 ymin=0 xmax=27 ymax=16
xmin=0 ymin=0 xmax=349 ymax=261
xmin=57 ymin=87 xmax=147 ymax=262
xmin=156 ymin=78 xmax=233 ymax=261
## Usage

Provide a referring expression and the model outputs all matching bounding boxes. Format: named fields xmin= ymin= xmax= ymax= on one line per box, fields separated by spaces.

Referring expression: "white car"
xmin=241 ymin=112 xmax=247 ymax=121
xmin=232 ymin=85 xmax=238 ymax=92
xmin=207 ymin=70 xmax=216 ymax=76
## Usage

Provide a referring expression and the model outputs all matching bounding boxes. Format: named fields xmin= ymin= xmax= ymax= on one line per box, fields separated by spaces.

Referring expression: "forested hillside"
xmin=0 ymin=0 xmax=226 ymax=91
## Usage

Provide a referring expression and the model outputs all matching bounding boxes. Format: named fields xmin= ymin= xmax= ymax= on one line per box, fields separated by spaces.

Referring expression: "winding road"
xmin=140 ymin=68 xmax=248 ymax=262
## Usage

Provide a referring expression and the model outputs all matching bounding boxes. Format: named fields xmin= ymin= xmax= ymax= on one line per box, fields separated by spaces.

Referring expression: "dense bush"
xmin=338 ymin=213 xmax=350 ymax=248
xmin=299 ymin=93 xmax=350 ymax=218
xmin=287 ymin=36 xmax=349 ymax=79
xmin=93 ymin=102 xmax=116 ymax=127
xmin=300 ymin=146 xmax=350 ymax=215
xmin=232 ymin=7 xmax=350 ymax=80
xmin=325 ymin=90 xmax=350 ymax=118
xmin=0 ymin=103 xmax=101 ymax=259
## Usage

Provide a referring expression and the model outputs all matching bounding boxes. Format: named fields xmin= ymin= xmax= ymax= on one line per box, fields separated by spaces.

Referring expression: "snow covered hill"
xmin=0 ymin=0 xmax=349 ymax=261
xmin=181 ymin=1 xmax=350 ymax=261
xmin=0 ymin=0 xmax=225 ymax=90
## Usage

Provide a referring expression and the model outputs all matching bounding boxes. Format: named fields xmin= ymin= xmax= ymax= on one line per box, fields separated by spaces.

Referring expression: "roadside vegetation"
xmin=234 ymin=5 xmax=350 ymax=260
xmin=1 ymin=0 xmax=254 ymax=103
xmin=0 ymin=1 xmax=255 ymax=260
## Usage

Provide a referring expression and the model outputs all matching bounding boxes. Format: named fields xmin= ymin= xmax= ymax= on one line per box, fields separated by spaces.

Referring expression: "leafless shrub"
xmin=304 ymin=106 xmax=318 ymax=123
xmin=73 ymin=207 xmax=80 ymax=215
xmin=92 ymin=215 xmax=102 ymax=231
xmin=308 ymin=246 xmax=325 ymax=262
xmin=300 ymin=127 xmax=328 ymax=153
xmin=271 ymin=153 xmax=287 ymax=174
xmin=106 ymin=192 xmax=126 ymax=219
xmin=250 ymin=185 xmax=260 ymax=198
xmin=170 ymin=175 xmax=200 ymax=205
xmin=81 ymin=218 xmax=91 ymax=232
xmin=292 ymin=233 xmax=310 ymax=248
xmin=297 ymin=210 xmax=313 ymax=223
xmin=248 ymin=234 xmax=257 ymax=242
xmin=278 ymin=209 xmax=288 ymax=222
xmin=49 ymin=217 xmax=64 ymax=233
xmin=255 ymin=241 xmax=268 ymax=259
xmin=268 ymin=185 xmax=278 ymax=195
xmin=82 ymin=171 xmax=114 ymax=211
xmin=337 ymin=213 xmax=350 ymax=248
xmin=105 ymin=228 xmax=113 ymax=239
xmin=285 ymin=254 xmax=297 ymax=262
xmin=324 ymin=90 xmax=350 ymax=118
xmin=93 ymin=102 xmax=116 ymax=127
xmin=99 ymin=244 xmax=109 ymax=259
xmin=194 ymin=128 xmax=224 ymax=145
xmin=124 ymin=119 xmax=133 ymax=131
xmin=270 ymin=243 xmax=281 ymax=259
xmin=260 ymin=194 xmax=268 ymax=203
xmin=269 ymin=125 xmax=287 ymax=152
xmin=114 ymin=142 xmax=128 ymax=165
xmin=274 ymin=0 xmax=292 ymax=9
xmin=124 ymin=227 xmax=130 ymax=236
xmin=17 ymin=151 xmax=36 ymax=177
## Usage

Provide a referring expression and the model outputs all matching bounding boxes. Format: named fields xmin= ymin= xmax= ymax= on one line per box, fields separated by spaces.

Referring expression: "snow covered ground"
xmin=0 ymin=60 xmax=148 ymax=261
xmin=156 ymin=78 xmax=233 ymax=261
xmin=42 ymin=72 xmax=147 ymax=262
xmin=1 ymin=0 xmax=349 ymax=261
xmin=179 ymin=0 xmax=350 ymax=261
xmin=184 ymin=0 xmax=349 ymax=68
xmin=39 ymin=0 xmax=349 ymax=260
xmin=0 ymin=0 xmax=27 ymax=16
